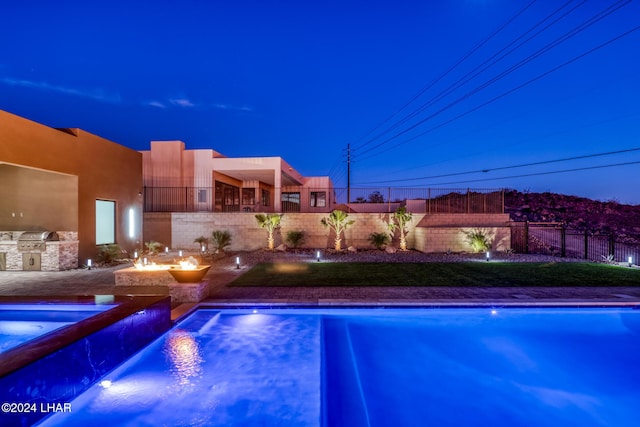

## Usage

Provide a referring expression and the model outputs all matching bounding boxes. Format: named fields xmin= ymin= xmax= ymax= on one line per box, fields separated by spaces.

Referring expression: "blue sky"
xmin=2 ymin=0 xmax=639 ymax=204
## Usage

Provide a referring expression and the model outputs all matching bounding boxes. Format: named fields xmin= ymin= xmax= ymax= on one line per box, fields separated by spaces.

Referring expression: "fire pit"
xmin=167 ymin=265 xmax=211 ymax=283
xmin=115 ymin=256 xmax=212 ymax=303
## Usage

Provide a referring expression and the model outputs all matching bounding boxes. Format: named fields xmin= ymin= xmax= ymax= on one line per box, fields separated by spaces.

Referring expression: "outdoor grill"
xmin=17 ymin=231 xmax=59 ymax=252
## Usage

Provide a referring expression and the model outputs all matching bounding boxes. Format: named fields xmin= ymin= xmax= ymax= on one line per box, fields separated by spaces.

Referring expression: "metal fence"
xmin=144 ymin=186 xmax=504 ymax=214
xmin=510 ymin=221 xmax=640 ymax=263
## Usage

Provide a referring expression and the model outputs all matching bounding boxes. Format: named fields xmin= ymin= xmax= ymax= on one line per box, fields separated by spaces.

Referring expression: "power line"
xmin=354 ymin=0 xmax=577 ymax=153
xmin=351 ymin=0 xmax=539 ymax=152
xmin=356 ymin=20 xmax=640 ymax=163
xmin=355 ymin=1 xmax=634 ymax=162
xmin=356 ymin=147 xmax=640 ymax=184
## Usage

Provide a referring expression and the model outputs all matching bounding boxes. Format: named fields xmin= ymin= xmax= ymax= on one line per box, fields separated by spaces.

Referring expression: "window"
xmin=242 ymin=188 xmax=255 ymax=205
xmin=310 ymin=191 xmax=326 ymax=207
xmin=95 ymin=200 xmax=115 ymax=245
xmin=198 ymin=189 xmax=207 ymax=203
xmin=281 ymin=192 xmax=300 ymax=212
xmin=261 ymin=189 xmax=270 ymax=207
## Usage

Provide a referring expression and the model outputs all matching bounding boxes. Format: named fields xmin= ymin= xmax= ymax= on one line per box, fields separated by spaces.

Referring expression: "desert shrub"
xmin=463 ymin=229 xmax=491 ymax=253
xmin=211 ymin=230 xmax=232 ymax=252
xmin=286 ymin=230 xmax=305 ymax=248
xmin=145 ymin=240 xmax=163 ymax=254
xmin=97 ymin=244 xmax=122 ymax=265
xmin=194 ymin=236 xmax=209 ymax=251
xmin=368 ymin=232 xmax=390 ymax=250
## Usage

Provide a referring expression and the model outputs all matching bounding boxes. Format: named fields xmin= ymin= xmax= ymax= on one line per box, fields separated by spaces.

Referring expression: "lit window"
xmin=96 ymin=200 xmax=115 ymax=245
xmin=310 ymin=191 xmax=326 ymax=207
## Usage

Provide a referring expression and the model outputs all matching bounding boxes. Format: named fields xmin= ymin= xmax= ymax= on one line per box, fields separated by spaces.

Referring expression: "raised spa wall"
xmin=0 ymin=231 xmax=79 ymax=271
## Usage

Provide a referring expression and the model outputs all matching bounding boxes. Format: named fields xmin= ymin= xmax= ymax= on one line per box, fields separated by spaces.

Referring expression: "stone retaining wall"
xmin=144 ymin=212 xmax=511 ymax=253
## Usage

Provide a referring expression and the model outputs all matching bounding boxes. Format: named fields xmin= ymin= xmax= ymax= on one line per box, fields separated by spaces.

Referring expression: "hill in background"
xmin=504 ymin=190 xmax=640 ymax=245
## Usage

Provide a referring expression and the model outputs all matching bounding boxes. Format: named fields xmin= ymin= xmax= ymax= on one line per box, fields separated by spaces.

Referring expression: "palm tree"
xmin=321 ymin=209 xmax=355 ymax=251
xmin=255 ymin=213 xmax=282 ymax=250
xmin=388 ymin=206 xmax=413 ymax=251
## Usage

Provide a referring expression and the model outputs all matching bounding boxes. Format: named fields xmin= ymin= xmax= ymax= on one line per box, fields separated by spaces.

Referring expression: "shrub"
xmin=286 ymin=230 xmax=305 ymax=248
xmin=194 ymin=236 xmax=209 ymax=251
xmin=463 ymin=229 xmax=491 ymax=253
xmin=145 ymin=240 xmax=163 ymax=255
xmin=97 ymin=244 xmax=122 ymax=265
xmin=368 ymin=232 xmax=389 ymax=250
xmin=211 ymin=230 xmax=232 ymax=252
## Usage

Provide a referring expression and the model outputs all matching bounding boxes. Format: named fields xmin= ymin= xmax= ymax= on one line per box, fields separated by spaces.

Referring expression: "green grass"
xmin=229 ymin=262 xmax=640 ymax=287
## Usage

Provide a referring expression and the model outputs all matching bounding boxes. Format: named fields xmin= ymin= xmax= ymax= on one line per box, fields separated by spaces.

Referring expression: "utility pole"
xmin=346 ymin=143 xmax=351 ymax=206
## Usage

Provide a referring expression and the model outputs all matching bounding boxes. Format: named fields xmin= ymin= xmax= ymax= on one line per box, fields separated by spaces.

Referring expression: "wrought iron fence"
xmin=144 ymin=186 xmax=504 ymax=214
xmin=510 ymin=221 xmax=640 ymax=263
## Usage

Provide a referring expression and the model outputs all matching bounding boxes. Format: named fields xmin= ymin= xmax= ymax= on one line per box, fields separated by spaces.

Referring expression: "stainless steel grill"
xmin=17 ymin=231 xmax=59 ymax=252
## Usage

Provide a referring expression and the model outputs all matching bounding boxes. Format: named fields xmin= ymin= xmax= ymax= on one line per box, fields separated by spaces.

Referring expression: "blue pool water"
xmin=38 ymin=307 xmax=640 ymax=427
xmin=0 ymin=304 xmax=115 ymax=354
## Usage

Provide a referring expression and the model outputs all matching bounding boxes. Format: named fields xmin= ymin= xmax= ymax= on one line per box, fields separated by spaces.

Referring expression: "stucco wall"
xmin=0 ymin=109 xmax=143 ymax=262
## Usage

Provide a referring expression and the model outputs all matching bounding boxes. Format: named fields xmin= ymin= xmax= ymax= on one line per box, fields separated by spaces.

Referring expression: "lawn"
xmin=229 ymin=262 xmax=640 ymax=287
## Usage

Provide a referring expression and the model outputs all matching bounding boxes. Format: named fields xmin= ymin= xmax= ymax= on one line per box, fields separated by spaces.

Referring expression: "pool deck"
xmin=1 ymin=251 xmax=639 ymax=317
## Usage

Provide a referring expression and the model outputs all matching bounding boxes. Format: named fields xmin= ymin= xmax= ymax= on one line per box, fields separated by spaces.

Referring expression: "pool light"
xmin=99 ymin=380 xmax=112 ymax=388
xmin=491 ymin=309 xmax=498 ymax=315
xmin=236 ymin=256 xmax=240 ymax=269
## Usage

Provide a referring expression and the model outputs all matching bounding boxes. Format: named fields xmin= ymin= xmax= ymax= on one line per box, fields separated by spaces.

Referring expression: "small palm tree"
xmin=211 ymin=230 xmax=232 ymax=252
xmin=255 ymin=213 xmax=282 ymax=250
xmin=321 ymin=209 xmax=355 ymax=251
xmin=388 ymin=206 xmax=413 ymax=251
xmin=368 ymin=232 xmax=389 ymax=250
xmin=194 ymin=236 xmax=209 ymax=252
xmin=286 ymin=230 xmax=305 ymax=249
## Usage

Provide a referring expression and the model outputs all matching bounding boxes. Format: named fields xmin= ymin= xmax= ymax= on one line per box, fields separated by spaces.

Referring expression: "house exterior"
xmin=0 ymin=109 xmax=143 ymax=269
xmin=141 ymin=140 xmax=335 ymax=213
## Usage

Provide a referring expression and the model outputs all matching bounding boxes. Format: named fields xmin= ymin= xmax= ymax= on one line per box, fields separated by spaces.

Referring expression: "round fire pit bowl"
xmin=168 ymin=265 xmax=211 ymax=283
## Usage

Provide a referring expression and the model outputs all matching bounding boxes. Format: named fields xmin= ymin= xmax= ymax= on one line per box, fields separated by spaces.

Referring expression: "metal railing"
xmin=144 ymin=186 xmax=504 ymax=214
xmin=510 ymin=221 xmax=640 ymax=262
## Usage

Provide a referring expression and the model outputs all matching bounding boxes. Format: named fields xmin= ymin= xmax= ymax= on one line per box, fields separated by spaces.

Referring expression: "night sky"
xmin=2 ymin=0 xmax=639 ymax=203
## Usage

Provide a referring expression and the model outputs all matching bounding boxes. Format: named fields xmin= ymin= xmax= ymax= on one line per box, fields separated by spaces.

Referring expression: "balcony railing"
xmin=144 ymin=187 xmax=504 ymax=214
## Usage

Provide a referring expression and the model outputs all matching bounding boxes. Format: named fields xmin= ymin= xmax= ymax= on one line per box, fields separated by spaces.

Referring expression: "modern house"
xmin=141 ymin=140 xmax=335 ymax=213
xmin=0 ymin=109 xmax=143 ymax=269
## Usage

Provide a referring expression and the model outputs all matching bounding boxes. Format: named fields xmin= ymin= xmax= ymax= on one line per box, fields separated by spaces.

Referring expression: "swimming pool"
xmin=0 ymin=295 xmax=171 ymax=427
xmin=0 ymin=303 xmax=115 ymax=354
xmin=37 ymin=307 xmax=640 ymax=426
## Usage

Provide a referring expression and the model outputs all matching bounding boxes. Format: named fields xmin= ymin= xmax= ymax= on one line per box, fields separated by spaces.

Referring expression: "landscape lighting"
xmin=316 ymin=251 xmax=321 ymax=262
xmin=486 ymin=251 xmax=490 ymax=262
xmin=629 ymin=256 xmax=633 ymax=267
xmin=87 ymin=259 xmax=92 ymax=270
xmin=236 ymin=257 xmax=240 ymax=269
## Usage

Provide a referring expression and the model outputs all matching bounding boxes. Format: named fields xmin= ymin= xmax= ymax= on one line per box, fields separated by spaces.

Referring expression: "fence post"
xmin=584 ymin=230 xmax=589 ymax=260
xmin=609 ymin=234 xmax=615 ymax=259
xmin=560 ymin=224 xmax=566 ymax=258
xmin=466 ymin=188 xmax=470 ymax=213
xmin=524 ymin=220 xmax=529 ymax=254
